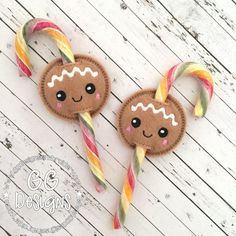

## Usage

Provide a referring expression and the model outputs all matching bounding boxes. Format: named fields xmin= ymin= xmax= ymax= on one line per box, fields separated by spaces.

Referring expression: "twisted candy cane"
xmin=15 ymin=18 xmax=106 ymax=191
xmin=15 ymin=18 xmax=75 ymax=76
xmin=155 ymin=62 xmax=214 ymax=117
xmin=113 ymin=62 xmax=214 ymax=228
xmin=79 ymin=112 xmax=107 ymax=191
xmin=113 ymin=146 xmax=146 ymax=229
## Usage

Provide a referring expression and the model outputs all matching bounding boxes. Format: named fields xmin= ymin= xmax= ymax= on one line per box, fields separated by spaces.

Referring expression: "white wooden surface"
xmin=0 ymin=0 xmax=236 ymax=235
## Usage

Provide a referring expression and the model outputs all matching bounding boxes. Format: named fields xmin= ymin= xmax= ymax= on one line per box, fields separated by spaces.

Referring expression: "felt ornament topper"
xmin=15 ymin=18 xmax=110 ymax=192
xmin=113 ymin=62 xmax=214 ymax=229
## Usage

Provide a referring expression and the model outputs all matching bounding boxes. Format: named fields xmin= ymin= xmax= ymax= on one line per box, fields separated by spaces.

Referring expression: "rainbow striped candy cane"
xmin=113 ymin=146 xmax=146 ymax=229
xmin=79 ymin=112 xmax=106 ymax=191
xmin=15 ymin=18 xmax=75 ymax=76
xmin=113 ymin=62 xmax=214 ymax=228
xmin=155 ymin=62 xmax=214 ymax=117
xmin=15 ymin=18 xmax=107 ymax=192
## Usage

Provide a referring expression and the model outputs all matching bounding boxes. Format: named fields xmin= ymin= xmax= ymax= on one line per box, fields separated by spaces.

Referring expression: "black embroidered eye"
xmin=85 ymin=83 xmax=96 ymax=94
xmin=131 ymin=118 xmax=141 ymax=128
xmin=56 ymin=90 xmax=66 ymax=101
xmin=158 ymin=127 xmax=168 ymax=138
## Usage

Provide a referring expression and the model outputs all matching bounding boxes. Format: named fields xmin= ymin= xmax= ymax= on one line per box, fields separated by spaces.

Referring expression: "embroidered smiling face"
xmin=119 ymin=90 xmax=186 ymax=155
xmin=40 ymin=55 xmax=110 ymax=119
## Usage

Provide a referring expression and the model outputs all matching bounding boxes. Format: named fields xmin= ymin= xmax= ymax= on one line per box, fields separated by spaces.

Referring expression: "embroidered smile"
xmin=72 ymin=96 xmax=83 ymax=103
xmin=142 ymin=130 xmax=153 ymax=138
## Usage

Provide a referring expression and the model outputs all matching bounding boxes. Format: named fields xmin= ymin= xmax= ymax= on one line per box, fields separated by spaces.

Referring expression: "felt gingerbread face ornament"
xmin=119 ymin=90 xmax=185 ymax=155
xmin=41 ymin=55 xmax=109 ymax=119
xmin=15 ymin=18 xmax=110 ymax=192
xmin=113 ymin=62 xmax=214 ymax=229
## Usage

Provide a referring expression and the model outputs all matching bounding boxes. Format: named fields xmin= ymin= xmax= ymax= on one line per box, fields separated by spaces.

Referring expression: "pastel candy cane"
xmin=155 ymin=62 xmax=214 ymax=117
xmin=113 ymin=146 xmax=146 ymax=229
xmin=15 ymin=18 xmax=108 ymax=192
xmin=113 ymin=62 xmax=214 ymax=228
xmin=15 ymin=18 xmax=75 ymax=76
xmin=79 ymin=112 xmax=107 ymax=191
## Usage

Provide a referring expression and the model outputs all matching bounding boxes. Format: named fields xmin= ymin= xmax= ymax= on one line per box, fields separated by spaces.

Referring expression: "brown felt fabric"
xmin=40 ymin=55 xmax=110 ymax=120
xmin=118 ymin=90 xmax=186 ymax=155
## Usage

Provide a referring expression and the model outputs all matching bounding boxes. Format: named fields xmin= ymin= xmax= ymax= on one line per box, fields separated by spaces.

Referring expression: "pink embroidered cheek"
xmin=96 ymin=93 xmax=101 ymax=100
xmin=56 ymin=102 xmax=63 ymax=109
xmin=162 ymin=139 xmax=168 ymax=146
xmin=126 ymin=126 xmax=132 ymax=133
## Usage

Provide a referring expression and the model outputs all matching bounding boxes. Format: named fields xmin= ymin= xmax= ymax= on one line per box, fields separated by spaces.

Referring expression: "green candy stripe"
xmin=22 ymin=21 xmax=30 ymax=42
xmin=200 ymin=88 xmax=208 ymax=115
xmin=118 ymin=198 xmax=126 ymax=225
xmin=175 ymin=62 xmax=195 ymax=79
xmin=59 ymin=49 xmax=74 ymax=63
xmin=92 ymin=172 xmax=107 ymax=189
xmin=79 ymin=114 xmax=95 ymax=136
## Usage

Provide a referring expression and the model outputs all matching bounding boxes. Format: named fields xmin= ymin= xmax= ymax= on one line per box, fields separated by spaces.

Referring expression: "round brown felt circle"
xmin=39 ymin=55 xmax=110 ymax=120
xmin=118 ymin=90 xmax=186 ymax=155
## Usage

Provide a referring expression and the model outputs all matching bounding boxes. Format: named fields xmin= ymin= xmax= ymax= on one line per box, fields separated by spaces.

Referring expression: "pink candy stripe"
xmin=82 ymin=129 xmax=99 ymax=157
xmin=81 ymin=121 xmax=95 ymax=145
xmin=32 ymin=21 xmax=63 ymax=33
xmin=199 ymin=77 xmax=213 ymax=98
xmin=113 ymin=212 xmax=121 ymax=229
xmin=127 ymin=165 xmax=135 ymax=191
xmin=16 ymin=54 xmax=31 ymax=76
xmin=166 ymin=65 xmax=178 ymax=91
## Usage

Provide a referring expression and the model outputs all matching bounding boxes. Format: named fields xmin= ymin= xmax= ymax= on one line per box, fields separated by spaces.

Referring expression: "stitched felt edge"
xmin=39 ymin=54 xmax=110 ymax=120
xmin=118 ymin=89 xmax=186 ymax=156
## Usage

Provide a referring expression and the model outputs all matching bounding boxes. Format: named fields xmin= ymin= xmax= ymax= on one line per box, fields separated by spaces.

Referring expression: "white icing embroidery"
xmin=47 ymin=66 xmax=98 ymax=88
xmin=131 ymin=102 xmax=178 ymax=126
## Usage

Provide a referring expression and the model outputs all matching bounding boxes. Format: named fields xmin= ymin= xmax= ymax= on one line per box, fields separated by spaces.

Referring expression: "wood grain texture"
xmin=0 ymin=0 xmax=235 ymax=235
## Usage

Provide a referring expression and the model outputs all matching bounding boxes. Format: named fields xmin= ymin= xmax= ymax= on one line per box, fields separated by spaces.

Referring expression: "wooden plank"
xmin=0 ymin=199 xmax=42 ymax=236
xmin=0 ymin=146 xmax=96 ymax=236
xmin=194 ymin=0 xmax=236 ymax=40
xmin=156 ymin=0 xmax=236 ymax=76
xmin=0 ymin=117 xmax=103 ymax=236
xmin=0 ymin=226 xmax=12 ymax=236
